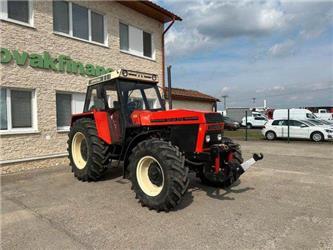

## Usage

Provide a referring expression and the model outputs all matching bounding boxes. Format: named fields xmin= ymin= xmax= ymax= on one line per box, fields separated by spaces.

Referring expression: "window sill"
xmin=53 ymin=32 xmax=109 ymax=49
xmin=57 ymin=128 xmax=70 ymax=133
xmin=0 ymin=129 xmax=40 ymax=136
xmin=0 ymin=18 xmax=35 ymax=29
xmin=120 ymin=50 xmax=156 ymax=62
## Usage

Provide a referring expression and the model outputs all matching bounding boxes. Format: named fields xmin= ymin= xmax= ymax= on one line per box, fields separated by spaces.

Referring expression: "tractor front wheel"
xmin=129 ymin=139 xmax=189 ymax=212
xmin=68 ymin=118 xmax=109 ymax=181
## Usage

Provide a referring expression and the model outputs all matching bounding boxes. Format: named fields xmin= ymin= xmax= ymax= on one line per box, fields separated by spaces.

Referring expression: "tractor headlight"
xmin=152 ymin=74 xmax=157 ymax=81
xmin=205 ymin=135 xmax=211 ymax=143
xmin=217 ymin=134 xmax=222 ymax=141
xmin=122 ymin=70 xmax=128 ymax=77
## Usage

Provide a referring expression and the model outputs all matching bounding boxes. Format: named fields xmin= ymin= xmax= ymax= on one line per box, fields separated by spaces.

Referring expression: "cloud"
xmin=268 ymin=40 xmax=296 ymax=57
xmin=164 ymin=0 xmax=333 ymax=58
xmin=272 ymin=85 xmax=286 ymax=91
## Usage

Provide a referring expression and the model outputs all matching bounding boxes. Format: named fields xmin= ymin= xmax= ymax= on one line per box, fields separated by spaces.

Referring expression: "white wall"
xmin=166 ymin=99 xmax=214 ymax=111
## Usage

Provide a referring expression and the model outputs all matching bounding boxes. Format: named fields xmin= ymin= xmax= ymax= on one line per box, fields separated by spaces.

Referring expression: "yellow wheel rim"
xmin=136 ymin=156 xmax=164 ymax=197
xmin=72 ymin=132 xmax=88 ymax=170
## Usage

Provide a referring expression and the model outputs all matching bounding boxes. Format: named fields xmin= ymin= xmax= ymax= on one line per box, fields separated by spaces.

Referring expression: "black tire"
xmin=265 ymin=131 xmax=276 ymax=140
xmin=246 ymin=123 xmax=252 ymax=129
xmin=129 ymin=138 xmax=189 ymax=212
xmin=199 ymin=137 xmax=243 ymax=187
xmin=311 ymin=131 xmax=324 ymax=142
xmin=68 ymin=118 xmax=109 ymax=181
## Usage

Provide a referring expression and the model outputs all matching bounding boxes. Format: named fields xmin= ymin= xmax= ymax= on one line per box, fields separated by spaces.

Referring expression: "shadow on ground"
xmin=99 ymin=167 xmax=254 ymax=210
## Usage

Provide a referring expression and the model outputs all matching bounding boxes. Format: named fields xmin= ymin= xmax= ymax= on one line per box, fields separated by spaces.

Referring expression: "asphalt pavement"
xmin=1 ymin=140 xmax=333 ymax=249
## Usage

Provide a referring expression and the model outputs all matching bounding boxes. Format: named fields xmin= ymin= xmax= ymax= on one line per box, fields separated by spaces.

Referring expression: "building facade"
xmin=165 ymin=87 xmax=219 ymax=111
xmin=0 ymin=0 xmax=179 ymax=172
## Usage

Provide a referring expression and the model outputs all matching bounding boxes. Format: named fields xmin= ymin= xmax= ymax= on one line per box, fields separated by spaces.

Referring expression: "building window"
xmin=53 ymin=1 xmax=107 ymax=45
xmin=53 ymin=0 xmax=69 ymax=34
xmin=0 ymin=88 xmax=37 ymax=133
xmin=56 ymin=92 xmax=85 ymax=130
xmin=0 ymin=0 xmax=33 ymax=26
xmin=119 ymin=23 xmax=154 ymax=59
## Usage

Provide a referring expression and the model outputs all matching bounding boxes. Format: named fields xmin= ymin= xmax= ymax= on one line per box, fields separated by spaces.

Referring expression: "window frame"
xmin=0 ymin=0 xmax=34 ymax=28
xmin=0 ymin=88 xmax=38 ymax=134
xmin=56 ymin=91 xmax=85 ymax=132
xmin=119 ymin=21 xmax=155 ymax=60
xmin=53 ymin=1 xmax=108 ymax=46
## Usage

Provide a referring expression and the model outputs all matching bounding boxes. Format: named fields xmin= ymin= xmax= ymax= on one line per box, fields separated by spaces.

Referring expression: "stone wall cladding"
xmin=0 ymin=1 xmax=164 ymax=165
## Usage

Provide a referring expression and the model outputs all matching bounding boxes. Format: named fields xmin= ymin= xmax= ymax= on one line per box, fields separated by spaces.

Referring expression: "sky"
xmin=158 ymin=0 xmax=333 ymax=109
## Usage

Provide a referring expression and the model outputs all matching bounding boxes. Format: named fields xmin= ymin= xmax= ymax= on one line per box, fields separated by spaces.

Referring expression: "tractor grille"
xmin=205 ymin=113 xmax=223 ymax=123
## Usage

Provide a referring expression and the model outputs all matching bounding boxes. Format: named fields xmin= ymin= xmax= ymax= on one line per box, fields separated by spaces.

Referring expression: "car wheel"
xmin=265 ymin=131 xmax=276 ymax=140
xmin=311 ymin=132 xmax=323 ymax=142
xmin=246 ymin=123 xmax=252 ymax=129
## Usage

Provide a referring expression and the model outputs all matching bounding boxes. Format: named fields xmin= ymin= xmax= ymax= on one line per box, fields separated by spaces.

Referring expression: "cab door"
xmin=104 ymin=85 xmax=122 ymax=143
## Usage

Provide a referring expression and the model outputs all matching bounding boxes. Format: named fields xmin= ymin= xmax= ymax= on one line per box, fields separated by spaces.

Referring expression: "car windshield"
xmin=320 ymin=120 xmax=331 ymax=125
xmin=308 ymin=119 xmax=324 ymax=125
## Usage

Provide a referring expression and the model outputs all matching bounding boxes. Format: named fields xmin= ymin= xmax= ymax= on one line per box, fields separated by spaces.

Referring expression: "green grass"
xmin=224 ymin=128 xmax=265 ymax=140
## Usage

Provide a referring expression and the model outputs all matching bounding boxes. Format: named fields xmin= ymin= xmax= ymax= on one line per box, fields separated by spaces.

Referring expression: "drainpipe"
xmin=162 ymin=18 xmax=175 ymax=91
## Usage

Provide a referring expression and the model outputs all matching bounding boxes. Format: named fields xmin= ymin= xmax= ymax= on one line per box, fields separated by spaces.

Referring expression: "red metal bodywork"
xmin=131 ymin=109 xmax=223 ymax=153
xmin=71 ymin=111 xmax=112 ymax=144
xmin=72 ymin=109 xmax=224 ymax=153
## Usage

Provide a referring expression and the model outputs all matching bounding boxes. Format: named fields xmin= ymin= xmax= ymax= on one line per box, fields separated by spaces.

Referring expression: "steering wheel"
xmin=128 ymin=100 xmax=141 ymax=113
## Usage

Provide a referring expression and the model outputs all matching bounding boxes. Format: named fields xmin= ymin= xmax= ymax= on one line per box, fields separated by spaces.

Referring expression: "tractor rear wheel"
xmin=129 ymin=139 xmax=189 ymax=212
xmin=68 ymin=118 xmax=109 ymax=181
xmin=199 ymin=137 xmax=243 ymax=187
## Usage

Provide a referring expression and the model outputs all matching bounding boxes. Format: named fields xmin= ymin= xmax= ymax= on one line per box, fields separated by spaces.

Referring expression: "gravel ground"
xmin=1 ymin=140 xmax=333 ymax=249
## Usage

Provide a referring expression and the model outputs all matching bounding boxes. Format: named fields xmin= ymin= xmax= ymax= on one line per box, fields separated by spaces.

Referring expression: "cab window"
xmin=104 ymin=85 xmax=119 ymax=110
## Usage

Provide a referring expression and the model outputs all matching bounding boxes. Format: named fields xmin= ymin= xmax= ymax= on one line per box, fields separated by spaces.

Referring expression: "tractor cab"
xmin=85 ymin=69 xmax=164 ymax=113
xmin=74 ymin=69 xmax=164 ymax=144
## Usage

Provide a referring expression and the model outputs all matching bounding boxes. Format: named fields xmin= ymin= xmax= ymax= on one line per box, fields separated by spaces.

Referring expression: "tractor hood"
xmin=130 ymin=109 xmax=222 ymax=126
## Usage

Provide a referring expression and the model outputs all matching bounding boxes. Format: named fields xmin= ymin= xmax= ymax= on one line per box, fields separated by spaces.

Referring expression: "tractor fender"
xmin=71 ymin=112 xmax=94 ymax=126
xmin=71 ymin=111 xmax=112 ymax=144
xmin=122 ymin=130 xmax=162 ymax=177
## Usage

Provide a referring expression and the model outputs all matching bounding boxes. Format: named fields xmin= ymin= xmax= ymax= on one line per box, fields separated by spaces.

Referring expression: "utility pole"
xmin=221 ymin=95 xmax=228 ymax=110
xmin=252 ymin=97 xmax=256 ymax=105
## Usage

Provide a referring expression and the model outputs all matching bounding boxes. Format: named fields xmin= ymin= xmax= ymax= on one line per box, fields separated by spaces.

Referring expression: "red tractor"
xmin=68 ymin=69 xmax=263 ymax=211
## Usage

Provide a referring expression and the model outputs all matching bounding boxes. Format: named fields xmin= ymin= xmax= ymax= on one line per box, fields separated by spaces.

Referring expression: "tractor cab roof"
xmin=88 ymin=69 xmax=159 ymax=86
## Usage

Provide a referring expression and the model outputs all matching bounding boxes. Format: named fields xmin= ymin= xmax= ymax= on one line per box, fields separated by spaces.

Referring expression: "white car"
xmin=262 ymin=119 xmax=333 ymax=142
xmin=241 ymin=116 xmax=267 ymax=128
xmin=314 ymin=109 xmax=333 ymax=121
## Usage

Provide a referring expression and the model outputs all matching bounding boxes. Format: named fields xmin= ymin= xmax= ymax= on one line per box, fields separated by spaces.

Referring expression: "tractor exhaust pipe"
xmin=167 ymin=65 xmax=172 ymax=110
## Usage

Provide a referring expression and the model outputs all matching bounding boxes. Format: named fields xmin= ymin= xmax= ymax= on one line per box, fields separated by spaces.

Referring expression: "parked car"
xmin=241 ymin=115 xmax=267 ymax=128
xmin=262 ymin=119 xmax=333 ymax=142
xmin=223 ymin=116 xmax=240 ymax=130
xmin=314 ymin=109 xmax=333 ymax=121
xmin=273 ymin=108 xmax=317 ymax=120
